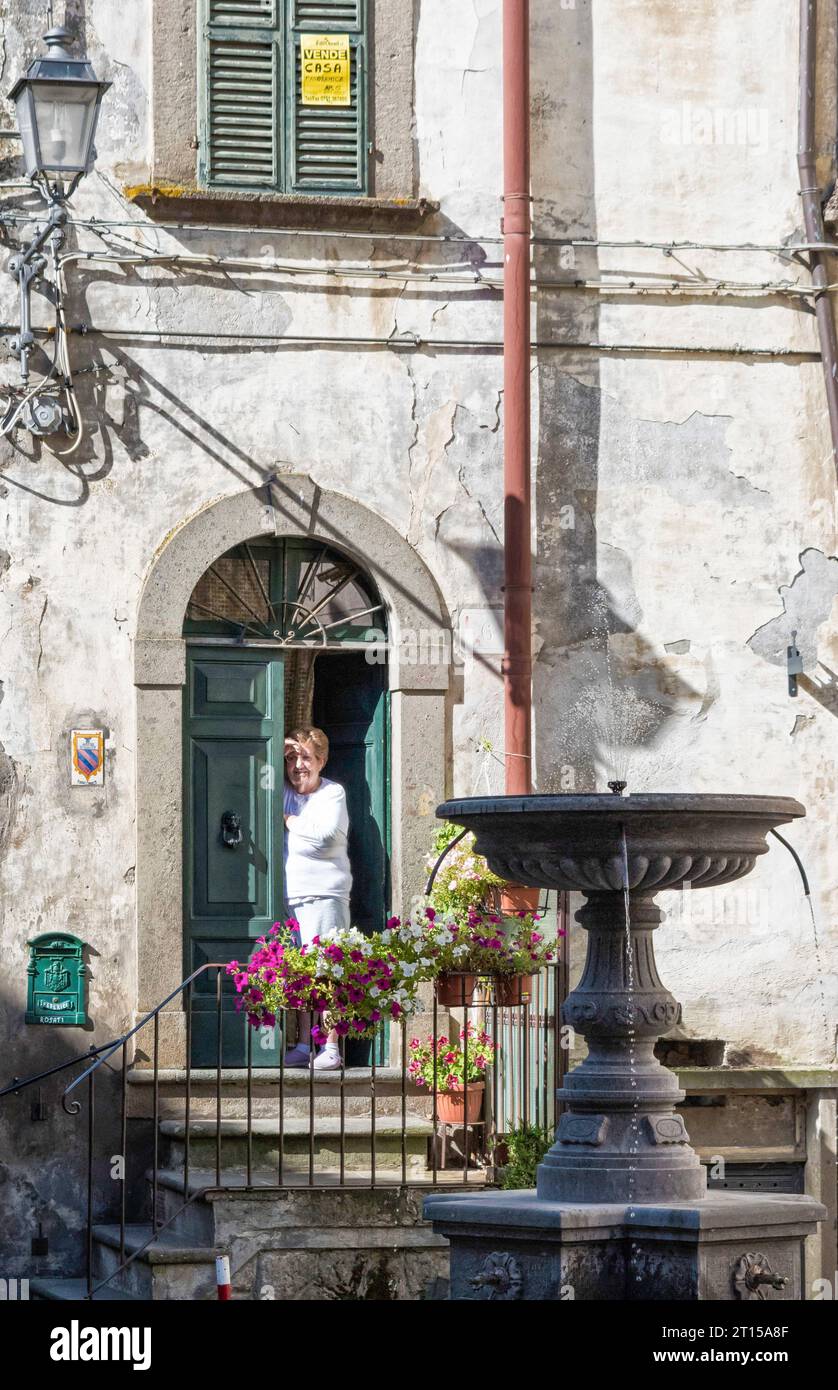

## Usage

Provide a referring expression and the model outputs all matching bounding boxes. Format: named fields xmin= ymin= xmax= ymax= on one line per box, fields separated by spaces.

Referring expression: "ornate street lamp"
xmin=2 ymin=26 xmax=110 ymax=440
xmin=9 ymin=26 xmax=110 ymax=195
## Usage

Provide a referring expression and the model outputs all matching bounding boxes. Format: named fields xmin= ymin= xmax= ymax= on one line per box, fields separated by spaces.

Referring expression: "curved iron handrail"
xmin=62 ymin=963 xmax=225 ymax=1103
xmin=0 ymin=1041 xmax=119 ymax=1100
xmin=424 ymin=827 xmax=469 ymax=897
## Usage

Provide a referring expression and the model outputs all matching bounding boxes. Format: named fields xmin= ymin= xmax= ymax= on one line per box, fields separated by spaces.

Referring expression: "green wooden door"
xmin=184 ymin=647 xmax=285 ymax=1066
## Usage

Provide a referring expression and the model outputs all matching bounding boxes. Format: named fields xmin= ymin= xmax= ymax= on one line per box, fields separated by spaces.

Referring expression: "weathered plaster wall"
xmin=0 ymin=0 xmax=835 ymax=1272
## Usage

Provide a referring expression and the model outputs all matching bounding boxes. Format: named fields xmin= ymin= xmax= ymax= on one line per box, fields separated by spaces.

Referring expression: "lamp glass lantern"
xmin=9 ymin=27 xmax=110 ymax=182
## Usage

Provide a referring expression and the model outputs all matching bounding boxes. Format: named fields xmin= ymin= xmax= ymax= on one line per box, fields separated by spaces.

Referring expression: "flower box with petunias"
xmin=227 ymin=920 xmax=429 ymax=1043
xmin=421 ymin=903 xmax=561 ymax=1005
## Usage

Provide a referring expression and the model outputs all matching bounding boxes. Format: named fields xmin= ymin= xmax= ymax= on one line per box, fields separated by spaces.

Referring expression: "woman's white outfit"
xmin=288 ymin=895 xmax=350 ymax=946
xmin=283 ymin=777 xmax=352 ymax=1068
xmin=283 ymin=777 xmax=352 ymax=946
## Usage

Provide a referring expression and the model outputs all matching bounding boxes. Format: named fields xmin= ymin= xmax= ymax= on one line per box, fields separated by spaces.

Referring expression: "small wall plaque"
xmin=26 ymin=933 xmax=89 ymax=1026
xmin=71 ymin=729 xmax=104 ymax=785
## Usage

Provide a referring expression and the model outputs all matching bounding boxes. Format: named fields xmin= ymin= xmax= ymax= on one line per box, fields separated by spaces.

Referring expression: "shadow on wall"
xmin=530 ymin=0 xmax=701 ymax=792
xmin=0 ymin=1007 xmax=127 ymax=1279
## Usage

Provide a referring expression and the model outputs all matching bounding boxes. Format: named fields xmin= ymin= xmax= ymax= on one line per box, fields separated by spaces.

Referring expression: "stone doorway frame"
xmin=134 ymin=476 xmax=450 ymax=1060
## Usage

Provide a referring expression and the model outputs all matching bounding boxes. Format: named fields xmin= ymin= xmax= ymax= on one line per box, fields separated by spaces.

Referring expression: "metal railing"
xmin=2 ymin=899 xmax=569 ymax=1299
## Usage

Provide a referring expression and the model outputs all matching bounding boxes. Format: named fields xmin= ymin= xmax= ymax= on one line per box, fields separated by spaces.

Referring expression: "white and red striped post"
xmin=216 ymin=1254 xmax=232 ymax=1300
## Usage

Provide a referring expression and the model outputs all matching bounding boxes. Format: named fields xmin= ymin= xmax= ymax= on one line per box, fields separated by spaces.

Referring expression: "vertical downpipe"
xmin=152 ymin=1014 xmax=160 ymax=1232
xmin=798 ymin=0 xmax=838 ymax=481
xmin=503 ymin=0 xmax=533 ymax=797
xmin=86 ymin=1070 xmax=95 ymax=1299
xmin=119 ymin=1046 xmax=127 ymax=1264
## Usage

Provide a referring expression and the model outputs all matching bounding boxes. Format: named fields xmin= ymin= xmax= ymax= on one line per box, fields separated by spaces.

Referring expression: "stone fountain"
xmin=423 ymin=793 xmax=826 ymax=1300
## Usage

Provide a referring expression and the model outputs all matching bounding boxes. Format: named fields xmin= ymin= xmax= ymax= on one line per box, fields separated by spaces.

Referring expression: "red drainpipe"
xmin=502 ymin=0 xmax=532 ymax=800
xmin=501 ymin=0 xmax=539 ymax=915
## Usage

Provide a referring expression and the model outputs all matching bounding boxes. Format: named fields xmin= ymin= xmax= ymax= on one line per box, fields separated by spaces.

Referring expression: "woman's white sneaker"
xmin=313 ymin=1047 xmax=342 ymax=1071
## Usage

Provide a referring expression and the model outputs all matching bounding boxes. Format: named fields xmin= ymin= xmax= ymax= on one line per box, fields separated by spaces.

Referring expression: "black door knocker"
xmin=220 ymin=810 xmax=243 ymax=848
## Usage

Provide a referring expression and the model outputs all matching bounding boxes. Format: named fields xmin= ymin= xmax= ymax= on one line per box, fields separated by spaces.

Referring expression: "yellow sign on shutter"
xmin=300 ymin=34 xmax=351 ymax=107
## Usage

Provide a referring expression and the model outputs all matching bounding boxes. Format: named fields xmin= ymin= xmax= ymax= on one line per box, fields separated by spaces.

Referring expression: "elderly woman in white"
xmin=282 ymin=725 xmax=352 ymax=1070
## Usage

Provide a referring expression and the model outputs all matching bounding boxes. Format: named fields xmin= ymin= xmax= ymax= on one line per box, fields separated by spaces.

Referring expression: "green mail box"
xmin=26 ymin=933 xmax=89 ymax=1026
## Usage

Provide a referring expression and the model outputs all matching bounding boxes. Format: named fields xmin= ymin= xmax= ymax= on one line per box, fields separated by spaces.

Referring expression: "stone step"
xmin=143 ymin=1170 xmax=455 ymax=1300
xmin=148 ymin=1165 xmax=488 ymax=1244
xmin=92 ymin=1224 xmax=224 ymax=1301
xmin=158 ymin=1114 xmax=433 ymax=1174
xmin=128 ymin=1067 xmax=425 ymax=1121
xmin=29 ymin=1276 xmax=140 ymax=1302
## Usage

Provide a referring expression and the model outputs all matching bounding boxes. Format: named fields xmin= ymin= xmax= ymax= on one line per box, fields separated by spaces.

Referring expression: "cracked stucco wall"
xmin=0 ymin=0 xmax=835 ymax=1271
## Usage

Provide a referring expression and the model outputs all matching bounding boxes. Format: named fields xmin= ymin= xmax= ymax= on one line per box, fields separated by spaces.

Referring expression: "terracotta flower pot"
xmin=493 ymin=974 xmax=536 ymax=1006
xmin=436 ymin=973 xmax=479 ymax=1006
xmin=435 ymin=1081 xmax=484 ymax=1124
xmin=500 ymin=885 xmax=541 ymax=914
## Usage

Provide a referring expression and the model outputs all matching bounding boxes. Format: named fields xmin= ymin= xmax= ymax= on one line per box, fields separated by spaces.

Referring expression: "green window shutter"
xmin=199 ymin=0 xmax=282 ymax=189
xmin=287 ymin=0 xmax=368 ymax=194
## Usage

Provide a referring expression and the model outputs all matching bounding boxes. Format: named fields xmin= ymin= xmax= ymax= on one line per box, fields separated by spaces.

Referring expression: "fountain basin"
xmin=438 ymin=793 xmax=805 ymax=894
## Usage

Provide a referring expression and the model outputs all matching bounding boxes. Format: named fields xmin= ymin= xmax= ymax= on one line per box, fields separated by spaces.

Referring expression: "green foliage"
xmin=407 ymin=1022 xmax=496 ymax=1093
xmin=431 ymin=819 xmax=465 ymax=856
xmin=426 ymin=823 xmax=505 ymax=923
xmin=499 ymin=1123 xmax=555 ymax=1190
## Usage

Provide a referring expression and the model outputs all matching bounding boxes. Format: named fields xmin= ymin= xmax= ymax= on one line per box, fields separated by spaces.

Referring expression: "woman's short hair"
xmin=285 ymin=726 xmax=329 ymax=763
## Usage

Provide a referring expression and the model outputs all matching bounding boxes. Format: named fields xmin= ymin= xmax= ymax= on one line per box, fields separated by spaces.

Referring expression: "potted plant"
xmin=425 ymin=823 xmax=504 ymax=1003
xmin=425 ymin=824 xmax=563 ymax=1003
xmin=426 ymin=823 xmax=505 ymax=917
xmin=490 ymin=913 xmax=558 ymax=1005
xmin=381 ymin=902 xmax=482 ymax=1005
xmin=407 ymin=1023 xmax=496 ymax=1123
xmin=425 ymin=906 xmax=560 ymax=1006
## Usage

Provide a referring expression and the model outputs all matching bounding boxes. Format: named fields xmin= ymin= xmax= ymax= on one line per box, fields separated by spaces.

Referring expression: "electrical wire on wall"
xmin=0 ymin=220 xmax=81 ymax=452
xmin=2 ymin=204 xmax=836 ymax=451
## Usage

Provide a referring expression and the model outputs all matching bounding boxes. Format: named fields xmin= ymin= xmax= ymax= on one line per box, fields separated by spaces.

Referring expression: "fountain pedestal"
xmin=423 ymin=795 xmax=826 ymax=1301
xmin=423 ymin=1190 xmax=826 ymax=1301
xmin=540 ymin=895 xmax=705 ymax=1203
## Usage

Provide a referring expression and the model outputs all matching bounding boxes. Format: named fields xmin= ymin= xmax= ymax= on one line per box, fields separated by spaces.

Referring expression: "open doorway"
xmin=182 ymin=538 xmax=390 ymax=1065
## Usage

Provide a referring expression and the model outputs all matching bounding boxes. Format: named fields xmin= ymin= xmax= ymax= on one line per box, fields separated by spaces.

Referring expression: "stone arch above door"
xmin=136 ymin=476 xmax=449 ymax=691
xmin=134 ymin=477 xmax=451 ymax=1043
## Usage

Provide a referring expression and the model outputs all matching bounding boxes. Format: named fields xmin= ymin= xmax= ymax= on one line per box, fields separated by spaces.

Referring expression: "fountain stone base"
xmin=424 ymin=793 xmax=826 ymax=1301
xmin=423 ymin=1190 xmax=826 ymax=1301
